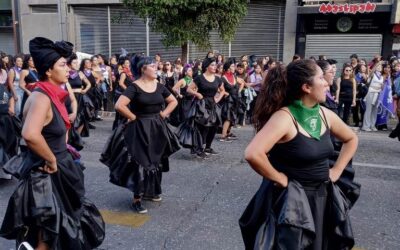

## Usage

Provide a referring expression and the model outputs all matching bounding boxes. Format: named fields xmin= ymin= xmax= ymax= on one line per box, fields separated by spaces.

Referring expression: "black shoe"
xmin=143 ymin=195 xmax=162 ymax=202
xmin=131 ymin=201 xmax=148 ymax=214
xmin=88 ymin=123 xmax=96 ymax=129
xmin=196 ymin=151 xmax=209 ymax=159
xmin=204 ymin=148 xmax=219 ymax=155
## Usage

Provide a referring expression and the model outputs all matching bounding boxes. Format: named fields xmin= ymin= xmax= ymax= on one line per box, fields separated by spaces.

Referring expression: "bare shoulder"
xmin=29 ymin=91 xmax=51 ymax=108
xmin=266 ymin=108 xmax=294 ymax=128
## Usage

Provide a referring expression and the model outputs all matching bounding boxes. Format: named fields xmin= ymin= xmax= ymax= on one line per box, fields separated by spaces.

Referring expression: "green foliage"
xmin=121 ymin=0 xmax=248 ymax=50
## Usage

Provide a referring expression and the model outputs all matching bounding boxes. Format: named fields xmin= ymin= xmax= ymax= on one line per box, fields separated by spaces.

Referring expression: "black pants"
xmin=352 ymin=99 xmax=365 ymax=127
xmin=338 ymin=100 xmax=352 ymax=124
xmin=195 ymin=125 xmax=217 ymax=153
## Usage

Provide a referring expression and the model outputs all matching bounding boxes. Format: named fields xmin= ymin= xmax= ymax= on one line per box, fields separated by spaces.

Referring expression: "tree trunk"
xmin=181 ymin=42 xmax=188 ymax=64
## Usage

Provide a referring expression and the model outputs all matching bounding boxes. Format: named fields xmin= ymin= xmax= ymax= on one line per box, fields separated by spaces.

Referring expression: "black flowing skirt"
xmin=74 ymin=94 xmax=95 ymax=138
xmin=0 ymin=151 xmax=105 ymax=249
xmin=0 ymin=114 xmax=21 ymax=168
xmin=87 ymin=86 xmax=103 ymax=112
xmin=101 ymin=114 xmax=180 ymax=196
xmin=194 ymin=98 xmax=221 ymax=127
xmin=220 ymin=95 xmax=238 ymax=124
xmin=169 ymin=97 xmax=194 ymax=127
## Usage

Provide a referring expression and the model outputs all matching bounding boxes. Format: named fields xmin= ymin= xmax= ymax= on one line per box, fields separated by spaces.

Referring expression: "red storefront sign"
xmin=319 ymin=1 xmax=377 ymax=14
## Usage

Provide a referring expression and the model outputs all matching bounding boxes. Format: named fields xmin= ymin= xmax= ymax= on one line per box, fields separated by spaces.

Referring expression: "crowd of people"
xmin=0 ymin=36 xmax=397 ymax=249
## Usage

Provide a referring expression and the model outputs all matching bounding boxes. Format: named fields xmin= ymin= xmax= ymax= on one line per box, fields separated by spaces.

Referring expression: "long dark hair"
xmin=79 ymin=58 xmax=91 ymax=72
xmin=253 ymin=59 xmax=319 ymax=132
xmin=22 ymin=54 xmax=32 ymax=70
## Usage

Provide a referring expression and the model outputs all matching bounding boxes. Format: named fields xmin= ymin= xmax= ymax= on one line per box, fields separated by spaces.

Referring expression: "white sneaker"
xmin=18 ymin=242 xmax=34 ymax=250
xmin=371 ymin=127 xmax=378 ymax=131
xmin=361 ymin=128 xmax=371 ymax=132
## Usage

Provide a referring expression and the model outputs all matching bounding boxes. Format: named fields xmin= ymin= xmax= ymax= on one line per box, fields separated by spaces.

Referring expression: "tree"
xmin=121 ymin=0 xmax=248 ymax=61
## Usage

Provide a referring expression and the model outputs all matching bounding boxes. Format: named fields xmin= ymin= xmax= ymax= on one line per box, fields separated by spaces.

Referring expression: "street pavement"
xmin=0 ymin=118 xmax=399 ymax=250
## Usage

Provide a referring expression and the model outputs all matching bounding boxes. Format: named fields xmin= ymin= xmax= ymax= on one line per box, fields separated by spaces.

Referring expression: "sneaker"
xmin=361 ymin=128 xmax=371 ymax=132
xmin=143 ymin=195 xmax=162 ymax=202
xmin=18 ymin=242 xmax=34 ymax=250
xmin=371 ymin=127 xmax=378 ymax=131
xmin=95 ymin=116 xmax=103 ymax=121
xmin=131 ymin=201 xmax=148 ymax=214
xmin=227 ymin=133 xmax=238 ymax=140
xmin=219 ymin=137 xmax=233 ymax=142
xmin=204 ymin=148 xmax=219 ymax=155
xmin=196 ymin=151 xmax=209 ymax=159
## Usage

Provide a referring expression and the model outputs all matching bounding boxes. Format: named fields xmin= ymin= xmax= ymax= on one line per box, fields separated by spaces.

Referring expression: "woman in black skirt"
xmin=220 ymin=60 xmax=243 ymax=141
xmin=186 ymin=57 xmax=225 ymax=158
xmin=0 ymin=37 xmax=104 ymax=250
xmin=102 ymin=57 xmax=179 ymax=214
xmin=19 ymin=54 xmax=39 ymax=119
xmin=169 ymin=65 xmax=194 ymax=126
xmin=112 ymin=57 xmax=134 ymax=129
xmin=0 ymin=76 xmax=18 ymax=180
xmin=67 ymin=54 xmax=92 ymax=137
xmin=241 ymin=60 xmax=358 ymax=249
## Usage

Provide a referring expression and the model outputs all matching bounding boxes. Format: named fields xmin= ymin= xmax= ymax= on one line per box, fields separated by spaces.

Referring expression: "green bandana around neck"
xmin=288 ymin=100 xmax=321 ymax=140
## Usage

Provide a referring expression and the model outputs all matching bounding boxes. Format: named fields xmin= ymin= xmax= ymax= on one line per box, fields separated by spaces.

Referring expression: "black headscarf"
xmin=29 ymin=37 xmax=73 ymax=79
xmin=202 ymin=56 xmax=216 ymax=72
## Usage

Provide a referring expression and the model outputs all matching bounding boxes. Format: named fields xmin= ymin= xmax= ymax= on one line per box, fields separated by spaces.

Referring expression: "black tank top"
xmin=268 ymin=109 xmax=334 ymax=185
xmin=69 ymin=75 xmax=83 ymax=89
xmin=339 ymin=78 xmax=353 ymax=101
xmin=25 ymin=70 xmax=39 ymax=84
xmin=32 ymin=89 xmax=67 ymax=155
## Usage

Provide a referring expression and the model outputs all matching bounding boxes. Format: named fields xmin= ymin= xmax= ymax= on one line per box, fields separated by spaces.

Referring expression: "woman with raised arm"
xmin=101 ymin=57 xmax=179 ymax=214
xmin=0 ymin=37 xmax=104 ymax=250
xmin=240 ymin=60 xmax=358 ymax=250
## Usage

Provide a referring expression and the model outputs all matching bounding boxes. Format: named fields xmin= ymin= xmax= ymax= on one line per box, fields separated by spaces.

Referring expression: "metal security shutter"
xmin=232 ymin=0 xmax=285 ymax=60
xmin=305 ymin=34 xmax=382 ymax=69
xmin=149 ymin=33 xmax=181 ymax=61
xmin=109 ymin=7 xmax=147 ymax=55
xmin=189 ymin=31 xmax=230 ymax=60
xmin=73 ymin=6 xmax=108 ymax=55
xmin=188 ymin=0 xmax=286 ymax=61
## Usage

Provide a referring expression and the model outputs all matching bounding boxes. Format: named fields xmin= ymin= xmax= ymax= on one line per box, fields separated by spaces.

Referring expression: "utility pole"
xmin=57 ymin=0 xmax=68 ymax=40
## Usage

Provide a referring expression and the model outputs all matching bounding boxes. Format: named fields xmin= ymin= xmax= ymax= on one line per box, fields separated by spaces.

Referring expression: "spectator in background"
xmin=319 ymin=55 xmax=327 ymax=61
xmin=1 ymin=53 xmax=12 ymax=72
xmin=336 ymin=63 xmax=357 ymax=125
xmin=217 ymin=54 xmax=224 ymax=64
xmin=350 ymin=54 xmax=359 ymax=70
xmin=292 ymin=54 xmax=301 ymax=62
xmin=353 ymin=63 xmax=369 ymax=127
xmin=362 ymin=61 xmax=384 ymax=131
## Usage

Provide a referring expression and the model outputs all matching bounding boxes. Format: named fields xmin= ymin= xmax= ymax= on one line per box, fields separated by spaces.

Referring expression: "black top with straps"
xmin=33 ymin=88 xmax=67 ymax=155
xmin=69 ymin=75 xmax=83 ymax=89
xmin=269 ymin=109 xmax=334 ymax=185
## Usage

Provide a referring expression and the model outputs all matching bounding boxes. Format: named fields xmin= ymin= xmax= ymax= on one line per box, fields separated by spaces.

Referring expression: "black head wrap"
xmin=202 ymin=56 xmax=216 ymax=72
xmin=29 ymin=37 xmax=73 ymax=79
xmin=327 ymin=59 xmax=337 ymax=65
xmin=135 ymin=56 xmax=156 ymax=77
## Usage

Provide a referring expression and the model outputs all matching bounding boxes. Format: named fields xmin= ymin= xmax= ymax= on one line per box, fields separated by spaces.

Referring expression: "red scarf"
xmin=36 ymin=81 xmax=71 ymax=130
xmin=123 ymin=67 xmax=134 ymax=81
xmin=224 ymin=72 xmax=235 ymax=85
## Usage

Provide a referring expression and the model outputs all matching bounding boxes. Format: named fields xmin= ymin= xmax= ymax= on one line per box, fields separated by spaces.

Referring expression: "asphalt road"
xmin=0 ymin=118 xmax=399 ymax=250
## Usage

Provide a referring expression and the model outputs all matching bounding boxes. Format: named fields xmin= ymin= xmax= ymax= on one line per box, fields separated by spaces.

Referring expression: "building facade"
xmin=1 ymin=0 xmax=297 ymax=62
xmin=296 ymin=0 xmax=396 ymax=67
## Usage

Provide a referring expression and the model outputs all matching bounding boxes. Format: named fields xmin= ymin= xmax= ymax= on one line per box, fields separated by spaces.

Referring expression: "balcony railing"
xmin=299 ymin=0 xmax=393 ymax=6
